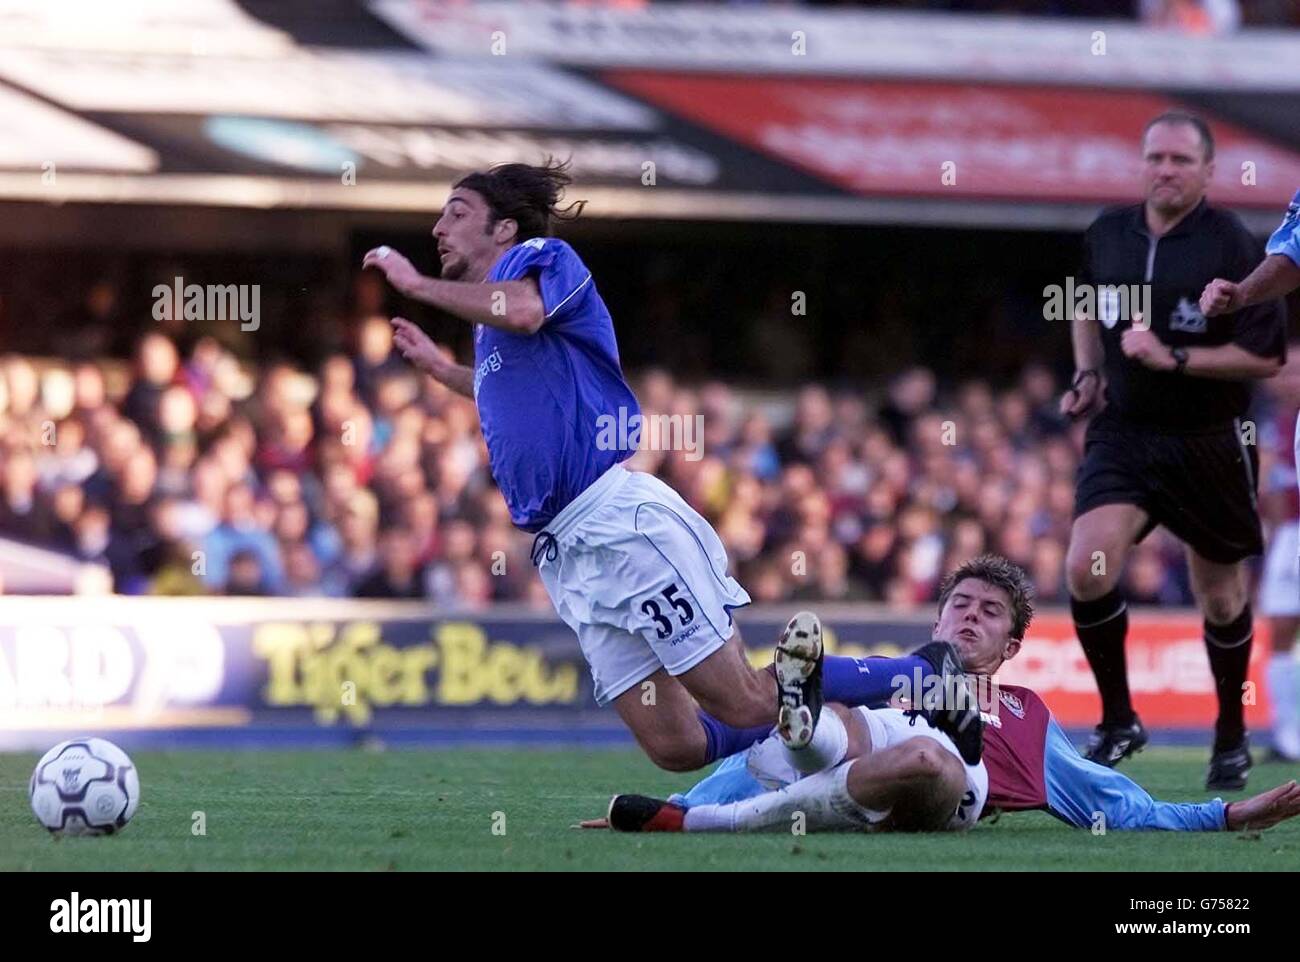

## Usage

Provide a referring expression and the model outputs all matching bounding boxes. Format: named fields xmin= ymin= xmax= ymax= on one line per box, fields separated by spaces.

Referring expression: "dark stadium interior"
xmin=2 ymin=221 xmax=1089 ymax=381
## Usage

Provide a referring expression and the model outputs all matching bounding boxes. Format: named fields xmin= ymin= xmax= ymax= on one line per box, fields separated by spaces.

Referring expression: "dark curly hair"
xmin=454 ymin=158 xmax=586 ymax=243
xmin=936 ymin=554 xmax=1035 ymax=641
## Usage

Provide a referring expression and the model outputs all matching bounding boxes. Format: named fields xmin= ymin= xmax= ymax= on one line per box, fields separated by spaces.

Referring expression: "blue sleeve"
xmin=490 ymin=239 xmax=593 ymax=326
xmin=1043 ymin=718 xmax=1225 ymax=831
xmin=670 ymin=752 xmax=767 ymax=810
xmin=1265 ymin=190 xmax=1300 ymax=267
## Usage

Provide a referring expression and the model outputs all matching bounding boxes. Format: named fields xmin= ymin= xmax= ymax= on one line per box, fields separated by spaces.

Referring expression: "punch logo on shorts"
xmin=670 ymin=624 xmax=702 ymax=646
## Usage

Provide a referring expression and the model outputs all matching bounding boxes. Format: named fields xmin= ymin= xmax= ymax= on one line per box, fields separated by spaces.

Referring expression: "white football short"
xmin=858 ymin=707 xmax=989 ymax=830
xmin=744 ymin=706 xmax=989 ymax=832
xmin=535 ymin=464 xmax=751 ymax=706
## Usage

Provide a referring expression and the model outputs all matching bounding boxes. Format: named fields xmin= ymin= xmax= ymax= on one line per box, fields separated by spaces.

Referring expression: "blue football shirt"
xmin=1265 ymin=188 xmax=1300 ymax=267
xmin=473 ymin=237 xmax=641 ymax=532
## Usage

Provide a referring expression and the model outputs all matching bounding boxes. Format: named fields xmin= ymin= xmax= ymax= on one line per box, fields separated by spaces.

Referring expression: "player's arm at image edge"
xmin=1211 ymin=222 xmax=1289 ymax=378
xmin=1232 ymin=253 xmax=1300 ymax=312
xmin=1041 ymin=718 xmax=1225 ymax=831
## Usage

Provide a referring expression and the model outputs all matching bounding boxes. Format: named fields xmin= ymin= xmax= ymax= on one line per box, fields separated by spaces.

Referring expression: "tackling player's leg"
xmin=611 ymin=706 xmax=870 ymax=834
xmin=845 ymin=736 xmax=969 ymax=832
xmin=774 ymin=610 xmax=824 ymax=749
xmin=608 ymin=708 xmax=976 ymax=834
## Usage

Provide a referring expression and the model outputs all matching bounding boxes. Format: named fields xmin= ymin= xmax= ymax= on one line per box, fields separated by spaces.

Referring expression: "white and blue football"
xmin=29 ymin=738 xmax=140 ymax=836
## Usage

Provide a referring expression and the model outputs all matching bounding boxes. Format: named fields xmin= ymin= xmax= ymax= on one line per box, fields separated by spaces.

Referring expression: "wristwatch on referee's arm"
xmin=1170 ymin=346 xmax=1189 ymax=374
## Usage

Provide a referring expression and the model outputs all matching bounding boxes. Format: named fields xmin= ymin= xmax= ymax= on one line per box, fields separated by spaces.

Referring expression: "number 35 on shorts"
xmin=639 ymin=583 xmax=698 ymax=644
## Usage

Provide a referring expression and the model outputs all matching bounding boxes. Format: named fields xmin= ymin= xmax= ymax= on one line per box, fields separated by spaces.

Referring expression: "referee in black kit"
xmin=1060 ymin=111 xmax=1288 ymax=790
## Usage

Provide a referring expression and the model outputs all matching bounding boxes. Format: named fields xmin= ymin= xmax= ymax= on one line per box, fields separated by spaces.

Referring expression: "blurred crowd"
xmin=1 ymin=307 xmax=1294 ymax=610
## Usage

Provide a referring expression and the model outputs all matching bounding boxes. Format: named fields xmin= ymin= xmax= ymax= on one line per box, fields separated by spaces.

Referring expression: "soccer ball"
xmin=29 ymin=738 xmax=140 ymax=836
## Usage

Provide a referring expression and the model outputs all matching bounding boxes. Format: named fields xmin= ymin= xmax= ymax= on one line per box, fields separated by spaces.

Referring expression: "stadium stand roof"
xmin=2 ymin=0 xmax=1298 ymax=239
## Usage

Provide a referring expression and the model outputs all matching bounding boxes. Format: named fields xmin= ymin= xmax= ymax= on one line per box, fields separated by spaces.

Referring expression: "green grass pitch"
xmin=3 ymin=747 xmax=1299 ymax=871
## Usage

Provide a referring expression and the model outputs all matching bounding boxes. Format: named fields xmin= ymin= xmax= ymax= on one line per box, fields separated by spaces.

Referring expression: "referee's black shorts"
xmin=1073 ymin=412 xmax=1264 ymax=564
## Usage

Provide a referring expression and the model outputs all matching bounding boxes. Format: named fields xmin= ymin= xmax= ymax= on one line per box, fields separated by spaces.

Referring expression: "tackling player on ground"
xmin=586 ymin=555 xmax=1300 ymax=835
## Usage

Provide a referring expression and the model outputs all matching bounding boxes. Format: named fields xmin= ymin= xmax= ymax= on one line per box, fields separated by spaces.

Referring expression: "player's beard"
xmin=439 ymin=253 xmax=467 ymax=281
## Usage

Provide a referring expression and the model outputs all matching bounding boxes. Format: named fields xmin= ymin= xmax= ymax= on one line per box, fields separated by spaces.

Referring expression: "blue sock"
xmin=823 ymin=654 xmax=934 ymax=709
xmin=697 ymin=711 xmax=772 ymax=764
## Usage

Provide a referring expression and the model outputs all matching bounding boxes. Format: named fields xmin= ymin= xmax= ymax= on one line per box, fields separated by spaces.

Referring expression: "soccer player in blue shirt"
xmin=363 ymin=161 xmax=973 ymax=774
xmin=1202 ymin=189 xmax=1300 ymax=762
xmin=1200 ymin=189 xmax=1300 ymax=318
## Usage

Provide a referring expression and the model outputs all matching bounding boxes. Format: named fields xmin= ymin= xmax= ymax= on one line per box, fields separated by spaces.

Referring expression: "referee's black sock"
xmin=1204 ymin=604 xmax=1254 ymax=752
xmin=1072 ymin=588 xmax=1134 ymax=727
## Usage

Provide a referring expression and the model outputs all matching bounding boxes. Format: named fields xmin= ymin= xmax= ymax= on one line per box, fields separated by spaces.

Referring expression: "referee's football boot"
xmin=1206 ymin=738 xmax=1252 ymax=792
xmin=908 ymin=640 xmax=985 ymax=766
xmin=607 ymin=794 xmax=686 ymax=833
xmin=774 ymin=611 xmax=824 ymax=750
xmin=1082 ymin=716 xmax=1149 ymax=768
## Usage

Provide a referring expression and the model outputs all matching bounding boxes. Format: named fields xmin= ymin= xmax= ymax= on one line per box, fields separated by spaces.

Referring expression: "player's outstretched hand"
xmin=362 ymin=245 xmax=420 ymax=296
xmin=390 ymin=316 xmax=452 ymax=376
xmin=577 ymin=816 xmax=610 ymax=830
xmin=1225 ymin=779 xmax=1300 ymax=831
xmin=1199 ymin=278 xmax=1240 ymax=317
